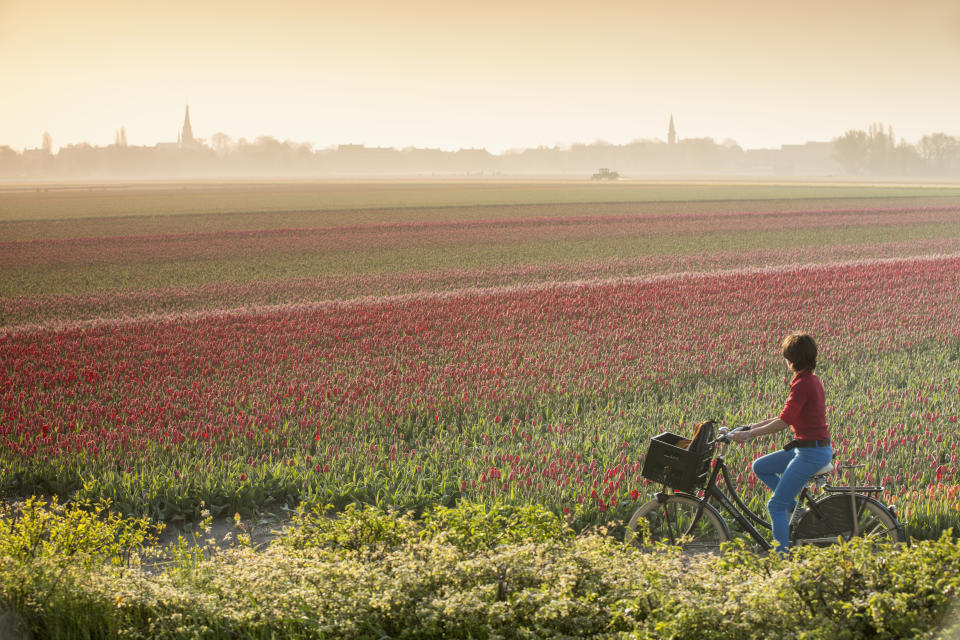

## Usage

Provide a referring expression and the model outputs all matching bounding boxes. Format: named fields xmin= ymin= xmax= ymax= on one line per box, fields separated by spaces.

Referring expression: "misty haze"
xmin=4 ymin=106 xmax=960 ymax=180
xmin=5 ymin=1 xmax=960 ymax=637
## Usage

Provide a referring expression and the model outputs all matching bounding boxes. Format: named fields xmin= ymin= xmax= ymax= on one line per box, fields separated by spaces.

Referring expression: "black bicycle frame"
xmin=699 ymin=452 xmax=774 ymax=551
xmin=712 ymin=454 xmax=771 ymax=530
xmin=662 ymin=447 xmax=819 ymax=552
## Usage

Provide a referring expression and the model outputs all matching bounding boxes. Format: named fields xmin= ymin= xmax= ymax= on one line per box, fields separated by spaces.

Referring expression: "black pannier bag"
xmin=640 ymin=420 xmax=715 ymax=493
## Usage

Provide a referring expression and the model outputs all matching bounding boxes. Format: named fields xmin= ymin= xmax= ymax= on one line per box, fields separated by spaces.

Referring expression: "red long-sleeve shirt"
xmin=779 ymin=370 xmax=829 ymax=440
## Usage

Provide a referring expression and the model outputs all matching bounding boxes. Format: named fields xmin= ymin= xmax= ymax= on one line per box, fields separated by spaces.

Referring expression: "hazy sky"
xmin=2 ymin=0 xmax=959 ymax=153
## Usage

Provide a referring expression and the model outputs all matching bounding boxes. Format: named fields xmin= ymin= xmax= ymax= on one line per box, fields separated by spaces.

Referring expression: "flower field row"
xmin=5 ymin=206 xmax=958 ymax=269
xmin=3 ymin=254 xmax=959 ymax=533
xmin=7 ymin=205 xmax=960 ymax=302
xmin=5 ymin=232 xmax=960 ymax=328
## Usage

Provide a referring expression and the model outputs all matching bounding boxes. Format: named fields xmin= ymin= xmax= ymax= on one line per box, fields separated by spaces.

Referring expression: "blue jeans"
xmin=752 ymin=445 xmax=834 ymax=551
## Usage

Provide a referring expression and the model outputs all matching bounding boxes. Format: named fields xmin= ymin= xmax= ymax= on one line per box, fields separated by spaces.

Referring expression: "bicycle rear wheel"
xmin=793 ymin=493 xmax=904 ymax=546
xmin=625 ymin=494 xmax=729 ymax=553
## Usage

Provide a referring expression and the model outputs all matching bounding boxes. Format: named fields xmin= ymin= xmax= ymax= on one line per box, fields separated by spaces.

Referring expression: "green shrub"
xmin=421 ymin=499 xmax=574 ymax=551
xmin=0 ymin=496 xmax=160 ymax=638
xmin=0 ymin=495 xmax=159 ymax=569
xmin=278 ymin=502 xmax=421 ymax=555
xmin=777 ymin=535 xmax=960 ymax=639
xmin=3 ymin=499 xmax=960 ymax=639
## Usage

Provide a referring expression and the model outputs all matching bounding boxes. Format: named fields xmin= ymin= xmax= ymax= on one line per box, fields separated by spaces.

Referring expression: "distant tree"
xmin=834 ymin=129 xmax=870 ymax=174
xmin=836 ymin=123 xmax=918 ymax=175
xmin=891 ymin=140 xmax=923 ymax=175
xmin=210 ymin=132 xmax=233 ymax=157
xmin=252 ymin=136 xmax=284 ymax=159
xmin=0 ymin=145 xmax=18 ymax=174
xmin=657 ymin=136 xmax=740 ymax=172
xmin=865 ymin=123 xmax=896 ymax=173
xmin=918 ymin=133 xmax=960 ymax=172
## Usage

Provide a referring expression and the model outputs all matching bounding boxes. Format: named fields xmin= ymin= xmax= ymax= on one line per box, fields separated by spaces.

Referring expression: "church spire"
xmin=180 ymin=104 xmax=195 ymax=147
xmin=667 ymin=114 xmax=677 ymax=146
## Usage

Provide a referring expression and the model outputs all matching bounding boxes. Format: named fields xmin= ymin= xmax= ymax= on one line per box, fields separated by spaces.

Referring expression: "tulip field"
xmin=2 ymin=181 xmax=960 ymax=538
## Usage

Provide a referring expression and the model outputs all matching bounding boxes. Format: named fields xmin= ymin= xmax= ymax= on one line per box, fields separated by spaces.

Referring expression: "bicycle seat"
xmin=811 ymin=462 xmax=834 ymax=478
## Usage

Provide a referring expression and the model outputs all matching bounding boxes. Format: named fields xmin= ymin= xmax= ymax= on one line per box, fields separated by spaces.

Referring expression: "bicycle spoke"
xmin=663 ymin=504 xmax=679 ymax=544
xmin=627 ymin=495 xmax=728 ymax=553
xmin=793 ymin=494 xmax=903 ymax=546
xmin=859 ymin=516 xmax=894 ymax=539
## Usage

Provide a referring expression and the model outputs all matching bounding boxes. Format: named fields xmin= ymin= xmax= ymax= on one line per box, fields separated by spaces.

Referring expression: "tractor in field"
xmin=591 ymin=168 xmax=620 ymax=181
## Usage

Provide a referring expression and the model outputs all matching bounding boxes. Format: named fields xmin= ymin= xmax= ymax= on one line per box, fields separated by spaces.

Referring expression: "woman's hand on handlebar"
xmin=727 ymin=425 xmax=752 ymax=444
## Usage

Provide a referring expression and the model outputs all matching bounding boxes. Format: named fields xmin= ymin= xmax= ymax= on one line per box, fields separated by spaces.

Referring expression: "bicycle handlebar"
xmin=711 ymin=425 xmax=751 ymax=445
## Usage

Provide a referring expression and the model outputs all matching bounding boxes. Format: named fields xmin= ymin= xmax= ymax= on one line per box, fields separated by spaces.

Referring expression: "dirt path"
xmin=155 ymin=511 xmax=294 ymax=552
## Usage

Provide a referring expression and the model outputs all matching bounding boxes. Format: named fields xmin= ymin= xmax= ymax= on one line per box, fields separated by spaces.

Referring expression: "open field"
xmin=2 ymin=180 xmax=959 ymax=537
xmin=4 ymin=180 xmax=960 ymax=638
xmin=3 ymin=186 xmax=960 ymax=325
xmin=4 ymin=179 xmax=960 ymax=225
xmin=4 ymin=256 xmax=960 ymax=532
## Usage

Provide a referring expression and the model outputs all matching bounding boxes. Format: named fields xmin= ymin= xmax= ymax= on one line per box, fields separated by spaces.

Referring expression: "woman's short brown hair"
xmin=781 ymin=332 xmax=817 ymax=371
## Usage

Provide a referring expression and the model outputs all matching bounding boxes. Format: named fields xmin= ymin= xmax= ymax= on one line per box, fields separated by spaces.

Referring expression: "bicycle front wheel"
xmin=625 ymin=494 xmax=729 ymax=553
xmin=793 ymin=493 xmax=904 ymax=546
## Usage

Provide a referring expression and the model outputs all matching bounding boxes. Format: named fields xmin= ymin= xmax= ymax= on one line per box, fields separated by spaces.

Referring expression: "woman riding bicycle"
xmin=728 ymin=332 xmax=832 ymax=551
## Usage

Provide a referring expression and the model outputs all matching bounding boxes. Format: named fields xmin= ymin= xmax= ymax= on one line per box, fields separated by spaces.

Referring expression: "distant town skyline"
xmin=2 ymin=104 xmax=948 ymax=156
xmin=10 ymin=106 xmax=740 ymax=153
xmin=6 ymin=108 xmax=960 ymax=180
xmin=3 ymin=1 xmax=959 ymax=153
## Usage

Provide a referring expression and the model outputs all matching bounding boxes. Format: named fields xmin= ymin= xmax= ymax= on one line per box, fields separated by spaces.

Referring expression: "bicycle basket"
xmin=641 ymin=430 xmax=714 ymax=493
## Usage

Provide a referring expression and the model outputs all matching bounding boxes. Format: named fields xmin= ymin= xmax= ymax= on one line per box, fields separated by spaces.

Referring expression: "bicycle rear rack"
xmin=813 ymin=463 xmax=884 ymax=494
xmin=823 ymin=484 xmax=884 ymax=494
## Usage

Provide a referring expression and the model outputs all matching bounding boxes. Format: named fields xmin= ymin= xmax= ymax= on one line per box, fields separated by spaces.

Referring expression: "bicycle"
xmin=624 ymin=423 xmax=906 ymax=553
